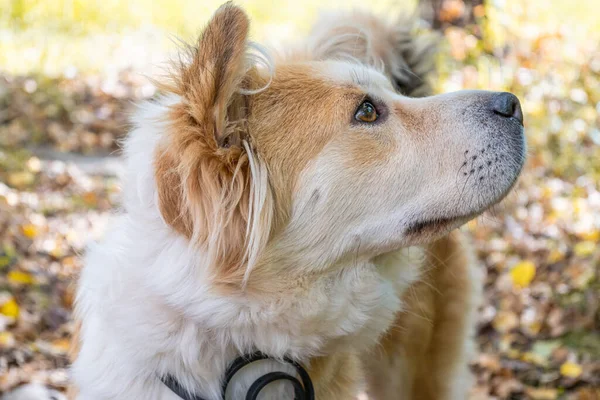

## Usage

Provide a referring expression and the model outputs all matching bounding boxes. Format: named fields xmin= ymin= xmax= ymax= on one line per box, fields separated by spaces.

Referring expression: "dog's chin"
xmin=406 ymin=146 xmax=524 ymax=244
xmin=405 ymin=175 xmax=521 ymax=244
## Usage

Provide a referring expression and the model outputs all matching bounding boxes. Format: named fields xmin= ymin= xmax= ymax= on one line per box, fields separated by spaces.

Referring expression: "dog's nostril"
xmin=491 ymin=92 xmax=523 ymax=125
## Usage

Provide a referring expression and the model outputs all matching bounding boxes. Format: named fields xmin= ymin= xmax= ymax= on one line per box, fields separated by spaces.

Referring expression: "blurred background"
xmin=0 ymin=0 xmax=599 ymax=398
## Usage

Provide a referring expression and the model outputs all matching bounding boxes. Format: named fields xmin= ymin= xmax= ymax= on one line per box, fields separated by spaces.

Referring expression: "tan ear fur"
xmin=154 ymin=3 xmax=273 ymax=287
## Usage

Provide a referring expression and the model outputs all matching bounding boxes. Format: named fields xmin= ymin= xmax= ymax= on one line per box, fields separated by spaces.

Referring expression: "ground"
xmin=0 ymin=1 xmax=599 ymax=398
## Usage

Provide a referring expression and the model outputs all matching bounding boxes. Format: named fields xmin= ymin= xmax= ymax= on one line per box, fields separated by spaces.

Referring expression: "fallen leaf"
xmin=580 ymin=230 xmax=600 ymax=241
xmin=560 ymin=362 xmax=583 ymax=378
xmin=524 ymin=387 xmax=558 ymax=400
xmin=7 ymin=171 xmax=34 ymax=188
xmin=0 ymin=331 xmax=15 ymax=347
xmin=574 ymin=241 xmax=595 ymax=257
xmin=510 ymin=261 xmax=536 ymax=288
xmin=21 ymin=223 xmax=39 ymax=239
xmin=546 ymin=249 xmax=564 ymax=264
xmin=7 ymin=270 xmax=35 ymax=285
xmin=0 ymin=297 xmax=20 ymax=318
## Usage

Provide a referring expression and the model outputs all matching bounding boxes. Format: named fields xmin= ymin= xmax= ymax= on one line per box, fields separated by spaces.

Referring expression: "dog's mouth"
xmin=405 ymin=212 xmax=479 ymax=236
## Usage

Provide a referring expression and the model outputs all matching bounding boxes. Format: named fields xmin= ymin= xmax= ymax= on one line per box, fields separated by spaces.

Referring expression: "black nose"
xmin=491 ymin=92 xmax=523 ymax=125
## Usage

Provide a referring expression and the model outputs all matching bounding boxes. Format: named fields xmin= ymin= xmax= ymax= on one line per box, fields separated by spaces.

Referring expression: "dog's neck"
xmin=87 ymin=213 xmax=423 ymax=400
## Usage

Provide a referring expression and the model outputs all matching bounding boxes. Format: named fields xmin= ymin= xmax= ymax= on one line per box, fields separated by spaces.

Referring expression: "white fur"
xmin=71 ymin=96 xmax=423 ymax=399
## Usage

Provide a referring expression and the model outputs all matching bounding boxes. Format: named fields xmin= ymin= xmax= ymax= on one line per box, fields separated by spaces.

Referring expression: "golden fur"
xmin=363 ymin=233 xmax=481 ymax=399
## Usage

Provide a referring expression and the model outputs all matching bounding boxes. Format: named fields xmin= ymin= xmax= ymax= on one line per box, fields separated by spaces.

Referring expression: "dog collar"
xmin=161 ymin=352 xmax=315 ymax=400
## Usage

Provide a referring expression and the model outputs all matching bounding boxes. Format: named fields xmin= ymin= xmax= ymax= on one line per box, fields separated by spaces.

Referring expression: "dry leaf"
xmin=560 ymin=362 xmax=583 ymax=378
xmin=510 ymin=261 xmax=536 ymax=288
xmin=7 ymin=270 xmax=35 ymax=285
xmin=21 ymin=223 xmax=39 ymax=239
xmin=7 ymin=171 xmax=34 ymax=188
xmin=0 ymin=297 xmax=20 ymax=318
xmin=0 ymin=331 xmax=15 ymax=347
xmin=574 ymin=241 xmax=595 ymax=257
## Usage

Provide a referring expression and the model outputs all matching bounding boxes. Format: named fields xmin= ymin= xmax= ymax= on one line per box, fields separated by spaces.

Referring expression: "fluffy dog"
xmin=69 ymin=3 xmax=525 ymax=399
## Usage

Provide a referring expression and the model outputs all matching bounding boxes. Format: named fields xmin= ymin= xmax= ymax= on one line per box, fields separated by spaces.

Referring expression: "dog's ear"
xmin=154 ymin=3 xmax=272 ymax=287
xmin=171 ymin=2 xmax=250 ymax=147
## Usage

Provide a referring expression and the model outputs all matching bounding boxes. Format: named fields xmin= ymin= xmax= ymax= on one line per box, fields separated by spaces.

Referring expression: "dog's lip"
xmin=405 ymin=212 xmax=479 ymax=236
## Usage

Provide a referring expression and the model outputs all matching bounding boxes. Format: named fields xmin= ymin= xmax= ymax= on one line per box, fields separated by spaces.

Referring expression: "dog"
xmin=67 ymin=3 xmax=525 ymax=399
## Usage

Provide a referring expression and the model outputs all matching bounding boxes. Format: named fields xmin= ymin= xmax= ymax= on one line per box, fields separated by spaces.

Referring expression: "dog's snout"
xmin=491 ymin=92 xmax=523 ymax=125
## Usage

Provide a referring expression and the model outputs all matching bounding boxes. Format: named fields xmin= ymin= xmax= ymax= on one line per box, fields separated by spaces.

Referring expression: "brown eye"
xmin=354 ymin=100 xmax=378 ymax=123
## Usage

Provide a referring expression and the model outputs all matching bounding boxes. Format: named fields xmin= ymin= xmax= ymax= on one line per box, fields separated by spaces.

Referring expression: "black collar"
xmin=161 ymin=352 xmax=315 ymax=400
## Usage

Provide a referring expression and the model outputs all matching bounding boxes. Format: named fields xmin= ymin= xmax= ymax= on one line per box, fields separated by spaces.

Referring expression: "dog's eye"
xmin=354 ymin=100 xmax=378 ymax=123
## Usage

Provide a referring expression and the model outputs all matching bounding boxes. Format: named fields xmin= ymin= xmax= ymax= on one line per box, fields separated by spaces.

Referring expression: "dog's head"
xmin=153 ymin=4 xmax=525 ymax=288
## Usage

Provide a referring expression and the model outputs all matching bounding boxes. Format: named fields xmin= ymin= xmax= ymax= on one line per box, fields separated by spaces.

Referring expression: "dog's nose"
xmin=491 ymin=92 xmax=523 ymax=125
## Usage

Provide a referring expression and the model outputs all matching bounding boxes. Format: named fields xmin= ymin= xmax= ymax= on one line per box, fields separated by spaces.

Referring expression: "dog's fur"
xmin=68 ymin=4 xmax=525 ymax=400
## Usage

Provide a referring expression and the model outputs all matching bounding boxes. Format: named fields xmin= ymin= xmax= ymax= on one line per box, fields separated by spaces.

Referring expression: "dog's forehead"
xmin=316 ymin=61 xmax=392 ymax=91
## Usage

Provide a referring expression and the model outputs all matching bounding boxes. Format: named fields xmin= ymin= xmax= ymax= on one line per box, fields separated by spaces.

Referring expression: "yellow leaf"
xmin=511 ymin=261 xmax=536 ymax=288
xmin=560 ymin=362 xmax=583 ymax=378
xmin=506 ymin=348 xmax=521 ymax=359
xmin=7 ymin=270 xmax=35 ymax=285
xmin=574 ymin=241 xmax=595 ymax=257
xmin=7 ymin=171 xmax=34 ymax=188
xmin=21 ymin=224 xmax=38 ymax=239
xmin=522 ymin=351 xmax=547 ymax=366
xmin=0 ymin=297 xmax=19 ymax=318
xmin=0 ymin=332 xmax=15 ymax=347
xmin=581 ymin=230 xmax=600 ymax=241
xmin=547 ymin=249 xmax=564 ymax=264
xmin=523 ymin=321 xmax=542 ymax=336
xmin=541 ymin=186 xmax=553 ymax=200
